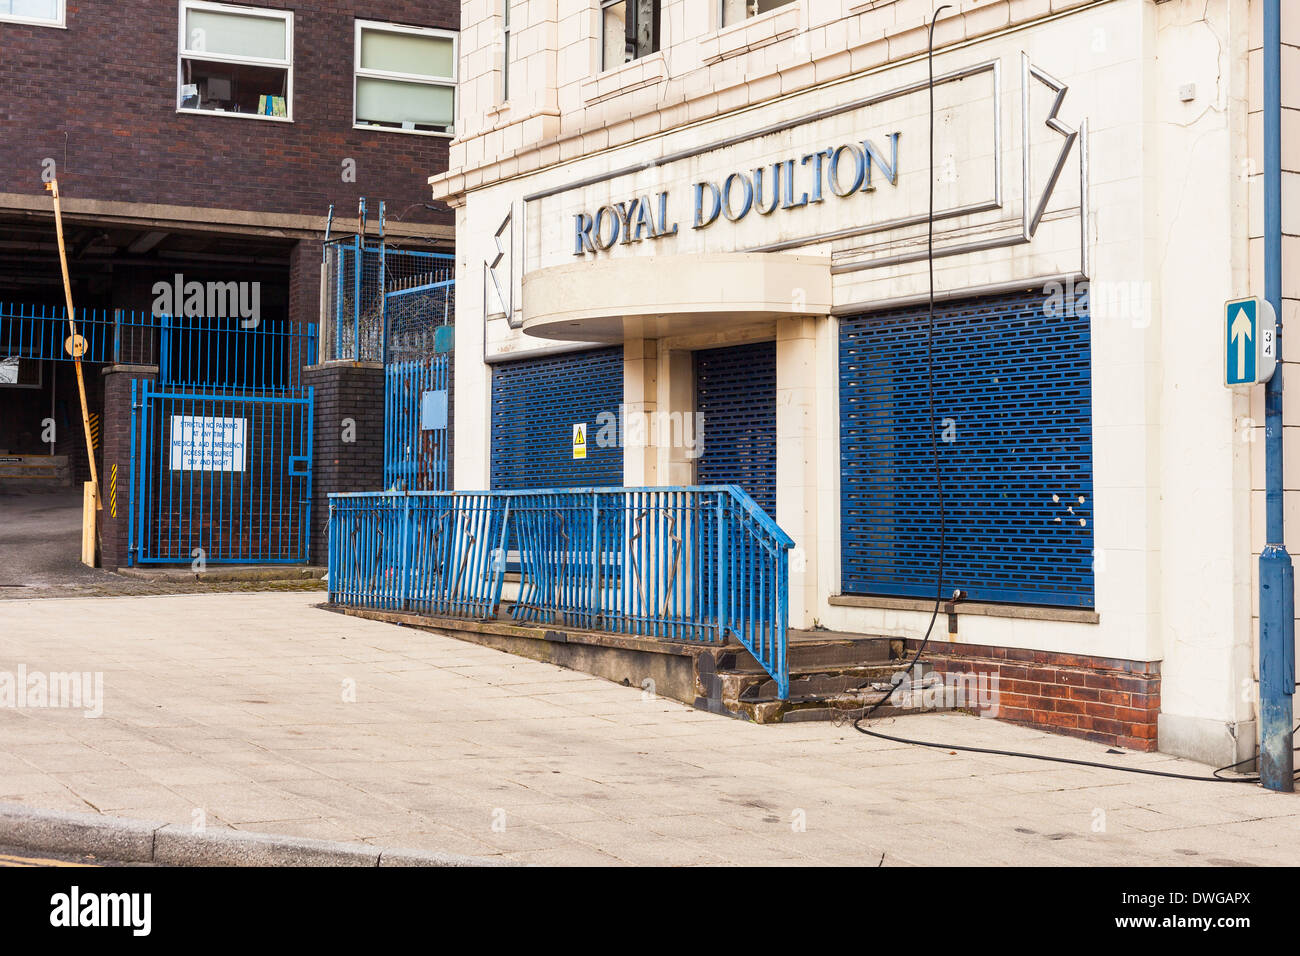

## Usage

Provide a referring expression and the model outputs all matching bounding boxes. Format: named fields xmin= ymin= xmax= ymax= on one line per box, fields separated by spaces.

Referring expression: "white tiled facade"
xmin=432 ymin=0 xmax=1300 ymax=764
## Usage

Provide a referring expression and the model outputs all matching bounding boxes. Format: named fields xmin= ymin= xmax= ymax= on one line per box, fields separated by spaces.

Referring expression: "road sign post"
xmin=1224 ymin=297 xmax=1277 ymax=388
xmin=1227 ymin=292 xmax=1292 ymax=791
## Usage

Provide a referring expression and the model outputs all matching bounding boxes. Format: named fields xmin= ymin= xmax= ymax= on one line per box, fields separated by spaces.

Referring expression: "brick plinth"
xmin=304 ymin=362 xmax=385 ymax=564
xmin=911 ymin=640 xmax=1162 ymax=752
xmin=99 ymin=365 xmax=159 ymax=571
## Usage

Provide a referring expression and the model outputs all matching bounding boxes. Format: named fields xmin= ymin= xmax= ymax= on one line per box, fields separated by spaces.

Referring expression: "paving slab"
xmin=1 ymin=591 xmax=1298 ymax=865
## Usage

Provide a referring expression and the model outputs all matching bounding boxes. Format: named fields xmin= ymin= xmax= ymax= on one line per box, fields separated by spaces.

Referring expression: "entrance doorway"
xmin=693 ymin=341 xmax=777 ymax=517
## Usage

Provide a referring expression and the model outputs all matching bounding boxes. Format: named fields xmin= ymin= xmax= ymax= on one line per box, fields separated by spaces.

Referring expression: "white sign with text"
xmin=170 ymin=416 xmax=246 ymax=471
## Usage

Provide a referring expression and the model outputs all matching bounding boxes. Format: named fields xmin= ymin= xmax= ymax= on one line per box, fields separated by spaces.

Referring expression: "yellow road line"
xmin=0 ymin=852 xmax=93 ymax=867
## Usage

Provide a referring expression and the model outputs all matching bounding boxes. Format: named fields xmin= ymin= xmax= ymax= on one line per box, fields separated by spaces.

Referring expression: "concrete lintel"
xmin=829 ymin=592 xmax=1101 ymax=625
xmin=0 ymin=192 xmax=453 ymax=244
xmin=304 ymin=360 xmax=385 ymax=372
xmin=102 ymin=364 xmax=159 ymax=377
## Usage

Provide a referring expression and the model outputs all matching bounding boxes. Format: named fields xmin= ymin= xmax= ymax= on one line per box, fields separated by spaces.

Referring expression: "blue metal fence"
xmin=328 ymin=486 xmax=793 ymax=697
xmin=0 ymin=303 xmax=317 ymax=380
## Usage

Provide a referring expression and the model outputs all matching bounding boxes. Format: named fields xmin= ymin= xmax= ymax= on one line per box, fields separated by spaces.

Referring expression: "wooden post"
xmin=81 ymin=481 xmax=97 ymax=567
xmin=45 ymin=179 xmax=101 ymax=512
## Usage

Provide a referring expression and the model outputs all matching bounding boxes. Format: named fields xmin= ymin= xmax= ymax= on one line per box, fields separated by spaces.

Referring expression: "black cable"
xmin=850 ymin=6 xmax=1264 ymax=787
xmin=852 ymin=4 xmax=950 ymax=726
xmin=856 ymin=722 xmax=1298 ymax=784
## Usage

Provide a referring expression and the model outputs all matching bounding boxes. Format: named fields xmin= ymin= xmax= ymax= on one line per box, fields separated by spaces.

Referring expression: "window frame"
xmin=600 ymin=0 xmax=661 ymax=73
xmin=353 ymin=19 xmax=458 ymax=138
xmin=0 ymin=0 xmax=65 ymax=29
xmin=176 ymin=0 xmax=294 ymax=123
xmin=718 ymin=0 xmax=795 ymax=30
xmin=500 ymin=1 xmax=512 ymax=103
xmin=0 ymin=356 xmax=42 ymax=390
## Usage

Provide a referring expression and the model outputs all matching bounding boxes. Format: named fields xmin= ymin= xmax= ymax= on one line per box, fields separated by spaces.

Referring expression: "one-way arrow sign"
xmin=1225 ymin=296 xmax=1278 ymax=387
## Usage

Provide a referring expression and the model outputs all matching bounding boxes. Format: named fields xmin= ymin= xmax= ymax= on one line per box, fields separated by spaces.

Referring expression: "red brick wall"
xmin=0 ymin=1 xmax=456 ymax=226
xmin=911 ymin=640 xmax=1162 ymax=752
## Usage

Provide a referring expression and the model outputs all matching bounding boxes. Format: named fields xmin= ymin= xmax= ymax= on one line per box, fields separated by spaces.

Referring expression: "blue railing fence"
xmin=0 ymin=303 xmax=316 ymax=392
xmin=328 ymin=486 xmax=793 ymax=697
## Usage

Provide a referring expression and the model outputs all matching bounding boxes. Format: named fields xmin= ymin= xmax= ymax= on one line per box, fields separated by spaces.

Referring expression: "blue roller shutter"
xmin=839 ymin=289 xmax=1093 ymax=608
xmin=491 ymin=346 xmax=623 ymax=490
xmin=694 ymin=341 xmax=777 ymax=517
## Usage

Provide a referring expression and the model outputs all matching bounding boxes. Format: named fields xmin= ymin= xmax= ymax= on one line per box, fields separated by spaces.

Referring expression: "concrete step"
xmin=730 ymin=686 xmax=949 ymax=724
xmin=736 ymin=663 xmax=903 ymax=702
xmin=717 ymin=631 xmax=896 ymax=674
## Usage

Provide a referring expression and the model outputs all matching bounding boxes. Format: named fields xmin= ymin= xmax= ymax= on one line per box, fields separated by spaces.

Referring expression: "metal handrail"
xmin=327 ymin=486 xmax=792 ymax=698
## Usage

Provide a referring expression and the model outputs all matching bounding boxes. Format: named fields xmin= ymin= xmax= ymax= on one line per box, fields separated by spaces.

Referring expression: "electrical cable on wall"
xmin=850 ymin=5 xmax=1266 ymax=786
xmin=851 ymin=3 xmax=951 ymax=729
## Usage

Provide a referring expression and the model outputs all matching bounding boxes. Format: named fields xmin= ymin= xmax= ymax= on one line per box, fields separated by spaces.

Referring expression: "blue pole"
xmin=1259 ymin=0 xmax=1293 ymax=792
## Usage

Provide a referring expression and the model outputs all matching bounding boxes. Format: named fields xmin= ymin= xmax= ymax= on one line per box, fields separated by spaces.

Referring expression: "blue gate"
xmin=382 ymin=277 xmax=455 ymax=492
xmin=127 ymin=317 xmax=316 ymax=565
xmin=129 ymin=382 xmax=314 ymax=564
xmin=384 ymin=355 xmax=451 ymax=492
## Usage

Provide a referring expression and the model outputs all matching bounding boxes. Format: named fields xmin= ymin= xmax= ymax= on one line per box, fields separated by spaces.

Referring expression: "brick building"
xmin=0 ymin=0 xmax=459 ymax=564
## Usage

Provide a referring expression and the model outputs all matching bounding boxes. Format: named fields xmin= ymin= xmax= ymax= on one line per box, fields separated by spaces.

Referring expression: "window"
xmin=354 ymin=21 xmax=456 ymax=135
xmin=0 ymin=357 xmax=41 ymax=388
xmin=601 ymin=0 xmax=660 ymax=71
xmin=720 ymin=0 xmax=794 ymax=28
xmin=839 ymin=290 xmax=1095 ymax=609
xmin=177 ymin=1 xmax=292 ymax=120
xmin=501 ymin=1 xmax=512 ymax=101
xmin=0 ymin=0 xmax=64 ymax=28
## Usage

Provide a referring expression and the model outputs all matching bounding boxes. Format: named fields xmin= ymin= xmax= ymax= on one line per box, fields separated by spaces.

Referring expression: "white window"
xmin=601 ymin=0 xmax=660 ymax=72
xmin=501 ymin=2 xmax=512 ymax=102
xmin=177 ymin=1 xmax=293 ymax=121
xmin=354 ymin=20 xmax=457 ymax=136
xmin=720 ymin=0 xmax=795 ymax=28
xmin=0 ymin=0 xmax=64 ymax=28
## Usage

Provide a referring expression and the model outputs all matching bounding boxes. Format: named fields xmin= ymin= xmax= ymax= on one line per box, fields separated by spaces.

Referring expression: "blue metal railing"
xmin=0 ymin=303 xmax=316 ymax=391
xmin=327 ymin=486 xmax=793 ymax=697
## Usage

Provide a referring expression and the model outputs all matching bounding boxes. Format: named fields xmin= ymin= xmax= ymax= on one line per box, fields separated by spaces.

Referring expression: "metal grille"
xmin=694 ymin=342 xmax=777 ymax=517
xmin=839 ymin=289 xmax=1094 ymax=608
xmin=384 ymin=280 xmax=454 ymax=363
xmin=322 ymin=240 xmax=382 ymax=362
xmin=490 ymin=347 xmax=623 ymax=490
xmin=321 ymin=240 xmax=453 ymax=362
xmin=385 ymin=356 xmax=452 ymax=492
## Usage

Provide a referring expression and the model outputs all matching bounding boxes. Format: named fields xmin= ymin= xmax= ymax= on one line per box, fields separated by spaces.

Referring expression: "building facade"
xmin=1 ymin=0 xmax=460 ymax=564
xmin=431 ymin=0 xmax=1297 ymax=764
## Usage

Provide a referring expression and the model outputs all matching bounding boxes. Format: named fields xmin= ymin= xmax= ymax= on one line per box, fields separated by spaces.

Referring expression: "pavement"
xmin=2 ymin=591 xmax=1299 ymax=866
xmin=0 ymin=491 xmax=323 ymax=600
